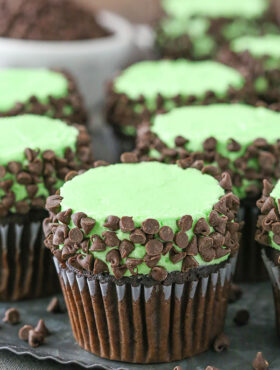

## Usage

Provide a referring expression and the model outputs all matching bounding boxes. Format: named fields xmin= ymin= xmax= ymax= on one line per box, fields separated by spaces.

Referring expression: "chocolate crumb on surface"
xmin=234 ymin=309 xmax=250 ymax=326
xmin=3 ymin=308 xmax=20 ymax=325
xmin=252 ymin=352 xmax=269 ymax=370
xmin=213 ymin=333 xmax=230 ymax=352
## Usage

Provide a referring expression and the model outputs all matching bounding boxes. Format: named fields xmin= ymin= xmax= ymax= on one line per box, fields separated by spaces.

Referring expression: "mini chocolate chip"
xmin=65 ymin=171 xmax=79 ymax=182
xmin=57 ymin=209 xmax=72 ymax=225
xmin=202 ymin=165 xmax=219 ymax=177
xmin=93 ymin=259 xmax=109 ymax=274
xmin=177 ymin=215 xmax=193 ymax=231
xmin=261 ymin=197 xmax=275 ymax=214
xmin=26 ymin=184 xmax=38 ymax=198
xmin=3 ymin=308 xmax=20 ymax=324
xmin=24 ymin=148 xmax=38 ymax=162
xmin=145 ymin=239 xmax=163 ymax=256
xmin=162 ymin=242 xmax=173 ymax=255
xmin=126 ymin=258 xmax=143 ymax=274
xmin=19 ymin=325 xmax=33 ymax=341
xmin=81 ymin=217 xmax=96 ymax=235
xmin=53 ymin=225 xmax=69 ymax=245
xmin=215 ymin=247 xmax=230 ymax=259
xmin=7 ymin=161 xmax=22 ymax=174
xmin=80 ymin=239 xmax=90 ymax=253
xmin=0 ymin=179 xmax=13 ymax=192
xmin=151 ymin=266 xmax=168 ymax=282
xmin=61 ymin=245 xmax=76 ymax=260
xmin=252 ymin=352 xmax=269 ymax=370
xmin=93 ymin=160 xmax=110 ymax=168
xmin=203 ymin=137 xmax=217 ymax=151
xmin=47 ymin=297 xmax=64 ymax=314
xmin=262 ymin=179 xmax=274 ymax=196
xmin=142 ymin=218 xmax=160 ymax=234
xmin=34 ymin=319 xmax=50 ymax=336
xmin=144 ymin=254 xmax=161 ymax=268
xmin=219 ymin=172 xmax=232 ymax=191
xmin=102 ymin=231 xmax=120 ymax=247
xmin=255 ymin=230 xmax=270 ymax=246
xmin=120 ymin=152 xmax=138 ymax=163
xmin=182 ymin=255 xmax=199 ymax=271
xmin=42 ymin=150 xmax=56 ymax=162
xmin=227 ymin=138 xmax=241 ymax=152
xmin=90 ymin=235 xmax=106 ymax=251
xmin=71 ymin=212 xmax=87 ymax=227
xmin=198 ymin=237 xmax=215 ymax=262
xmin=194 ymin=218 xmax=210 ymax=235
xmin=130 ymin=229 xmax=146 ymax=244
xmin=213 ymin=333 xmax=230 ymax=352
xmin=159 ymin=226 xmax=174 ymax=241
xmin=209 ymin=211 xmax=228 ymax=234
xmin=28 ymin=329 xmax=44 ymax=348
xmin=16 ymin=171 xmax=33 ymax=185
xmin=186 ymin=236 xmax=198 ymax=256
xmin=229 ymin=283 xmax=243 ymax=303
xmin=46 ymin=195 xmax=62 ymax=214
xmin=234 ymin=309 xmax=249 ymax=326
xmin=191 ymin=160 xmax=204 ymax=170
xmin=119 ymin=239 xmax=134 ymax=258
xmin=77 ymin=254 xmax=94 ymax=271
xmin=28 ymin=158 xmax=43 ymax=175
xmin=120 ymin=216 xmax=135 ymax=233
xmin=211 ymin=232 xmax=225 ymax=249
xmin=253 ymin=138 xmax=268 ymax=148
xmin=175 ymin=136 xmax=188 ymax=147
xmin=104 ymin=215 xmax=120 ymax=231
xmin=170 ymin=248 xmax=186 ymax=263
xmin=106 ymin=249 xmax=121 ymax=267
xmin=15 ymin=200 xmax=30 ymax=214
xmin=0 ymin=165 xmax=6 ymax=178
xmin=69 ymin=227 xmax=83 ymax=243
xmin=272 ymin=222 xmax=280 ymax=235
xmin=174 ymin=231 xmax=189 ymax=249
xmin=112 ymin=265 xmax=127 ymax=279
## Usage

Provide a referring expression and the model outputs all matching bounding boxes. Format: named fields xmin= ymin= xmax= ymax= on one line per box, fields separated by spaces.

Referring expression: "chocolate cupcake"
xmin=0 ymin=114 xmax=93 ymax=301
xmin=256 ymin=179 xmax=280 ymax=338
xmin=106 ymin=59 xmax=245 ymax=149
xmin=134 ymin=103 xmax=280 ymax=281
xmin=0 ymin=68 xmax=87 ymax=124
xmin=156 ymin=0 xmax=277 ymax=60
xmin=45 ymin=161 xmax=240 ymax=363
xmin=220 ymin=34 xmax=280 ymax=109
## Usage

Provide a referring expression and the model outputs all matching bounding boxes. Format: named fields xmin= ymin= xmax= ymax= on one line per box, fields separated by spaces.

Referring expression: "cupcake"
xmin=220 ymin=34 xmax=280 ymax=108
xmin=106 ymin=59 xmax=245 ymax=148
xmin=45 ymin=160 xmax=240 ymax=363
xmin=256 ymin=179 xmax=280 ymax=338
xmin=134 ymin=103 xmax=280 ymax=281
xmin=156 ymin=0 xmax=277 ymax=60
xmin=0 ymin=68 xmax=87 ymax=124
xmin=0 ymin=114 xmax=93 ymax=301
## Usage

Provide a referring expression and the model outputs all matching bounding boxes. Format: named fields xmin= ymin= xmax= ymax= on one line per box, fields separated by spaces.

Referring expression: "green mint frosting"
xmin=150 ymin=104 xmax=280 ymax=199
xmin=114 ymin=60 xmax=244 ymax=110
xmin=0 ymin=69 xmax=69 ymax=112
xmin=161 ymin=0 xmax=267 ymax=20
xmin=0 ymin=115 xmax=79 ymax=208
xmin=60 ymin=163 xmax=229 ymax=276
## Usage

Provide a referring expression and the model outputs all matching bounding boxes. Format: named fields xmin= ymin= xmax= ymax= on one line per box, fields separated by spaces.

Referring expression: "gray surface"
xmin=0 ymin=283 xmax=279 ymax=370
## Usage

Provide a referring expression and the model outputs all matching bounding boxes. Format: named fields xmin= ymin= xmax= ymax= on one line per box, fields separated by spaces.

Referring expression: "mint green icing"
xmin=0 ymin=69 xmax=69 ymax=112
xmin=161 ymin=0 xmax=268 ymax=20
xmin=0 ymin=115 xmax=78 ymax=209
xmin=60 ymin=163 xmax=230 ymax=275
xmin=114 ymin=60 xmax=244 ymax=111
xmin=151 ymin=104 xmax=280 ymax=198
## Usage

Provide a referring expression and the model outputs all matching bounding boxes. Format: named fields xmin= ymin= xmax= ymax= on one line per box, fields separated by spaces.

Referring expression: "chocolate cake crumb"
xmin=47 ymin=297 xmax=64 ymax=314
xmin=252 ymin=352 xmax=269 ymax=370
xmin=213 ymin=333 xmax=230 ymax=352
xmin=234 ymin=309 xmax=250 ymax=326
xmin=3 ymin=308 xmax=20 ymax=325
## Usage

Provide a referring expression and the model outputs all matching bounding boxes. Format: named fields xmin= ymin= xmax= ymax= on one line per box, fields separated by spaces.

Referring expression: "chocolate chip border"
xmin=0 ymin=124 xmax=93 ymax=217
xmin=134 ymin=123 xmax=280 ymax=199
xmin=0 ymin=70 xmax=87 ymax=125
xmin=44 ymin=160 xmax=241 ymax=282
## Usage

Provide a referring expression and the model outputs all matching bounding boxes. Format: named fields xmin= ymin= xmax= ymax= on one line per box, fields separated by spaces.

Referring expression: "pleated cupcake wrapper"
xmin=261 ymin=249 xmax=280 ymax=338
xmin=54 ymin=257 xmax=234 ymax=363
xmin=235 ymin=202 xmax=267 ymax=282
xmin=0 ymin=217 xmax=59 ymax=301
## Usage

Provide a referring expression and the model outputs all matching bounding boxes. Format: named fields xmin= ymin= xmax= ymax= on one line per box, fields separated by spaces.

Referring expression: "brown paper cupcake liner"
xmin=54 ymin=257 xmax=235 ymax=363
xmin=0 ymin=211 xmax=60 ymax=301
xmin=262 ymin=249 xmax=280 ymax=338
xmin=234 ymin=199 xmax=267 ymax=282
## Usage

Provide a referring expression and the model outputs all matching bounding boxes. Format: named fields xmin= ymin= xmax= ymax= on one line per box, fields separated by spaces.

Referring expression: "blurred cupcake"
xmin=0 ymin=114 xmax=93 ymax=301
xmin=45 ymin=160 xmax=240 ymax=363
xmin=0 ymin=68 xmax=87 ymax=124
xmin=134 ymin=104 xmax=280 ymax=281
xmin=256 ymin=179 xmax=280 ymax=338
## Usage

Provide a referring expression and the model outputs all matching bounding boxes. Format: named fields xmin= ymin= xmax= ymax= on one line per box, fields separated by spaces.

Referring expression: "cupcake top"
xmin=137 ymin=104 xmax=280 ymax=199
xmin=0 ymin=114 xmax=92 ymax=216
xmin=113 ymin=60 xmax=244 ymax=110
xmin=45 ymin=162 xmax=240 ymax=282
xmin=162 ymin=0 xmax=268 ymax=20
xmin=0 ymin=69 xmax=69 ymax=112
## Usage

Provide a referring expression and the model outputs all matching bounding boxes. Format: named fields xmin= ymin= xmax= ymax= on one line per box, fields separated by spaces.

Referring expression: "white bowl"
xmin=0 ymin=11 xmax=136 ymax=109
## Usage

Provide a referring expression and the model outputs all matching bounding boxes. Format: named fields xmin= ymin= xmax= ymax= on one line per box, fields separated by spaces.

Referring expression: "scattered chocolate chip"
xmin=252 ymin=352 xmax=269 ymax=370
xmin=234 ymin=309 xmax=249 ymax=326
xmin=61 ymin=245 xmax=76 ymax=260
xmin=90 ymin=235 xmax=106 ymax=251
xmin=120 ymin=216 xmax=135 ymax=233
xmin=81 ymin=217 xmax=96 ymax=234
xmin=162 ymin=242 xmax=173 ymax=255
xmin=142 ymin=218 xmax=160 ymax=234
xmin=16 ymin=171 xmax=32 ymax=185
xmin=159 ymin=226 xmax=174 ymax=242
xmin=104 ymin=215 xmax=120 ymax=231
xmin=175 ymin=136 xmax=188 ymax=147
xmin=26 ymin=184 xmax=38 ymax=198
xmin=126 ymin=258 xmax=143 ymax=274
xmin=3 ymin=308 xmax=20 ymax=325
xmin=102 ymin=231 xmax=120 ymax=247
xmin=202 ymin=165 xmax=219 ymax=177
xmin=198 ymin=237 xmax=215 ymax=262
xmin=194 ymin=218 xmax=210 ymax=235
xmin=65 ymin=170 xmax=79 ymax=182
xmin=24 ymin=148 xmax=38 ymax=162
xmin=144 ymin=254 xmax=161 ymax=268
xmin=93 ymin=259 xmax=109 ymax=274
xmin=7 ymin=161 xmax=22 ymax=174
xmin=174 ymin=231 xmax=189 ymax=249
xmin=119 ymin=239 xmax=134 ymax=258
xmin=120 ymin=152 xmax=138 ymax=163
xmin=77 ymin=254 xmax=94 ymax=271
xmin=0 ymin=165 xmax=6 ymax=178
xmin=112 ymin=264 xmax=127 ymax=279
xmin=28 ymin=329 xmax=44 ymax=348
xmin=34 ymin=319 xmax=50 ymax=336
xmin=47 ymin=297 xmax=64 ymax=314
xmin=15 ymin=200 xmax=30 ymax=214
xmin=227 ymin=138 xmax=241 ymax=152
xmin=213 ymin=333 xmax=230 ymax=352
xmin=93 ymin=160 xmax=110 ymax=168
xmin=145 ymin=239 xmax=163 ymax=256
xmin=182 ymin=255 xmax=199 ymax=271
xmin=203 ymin=137 xmax=217 ymax=151
xmin=56 ymin=209 xmax=72 ymax=225
xmin=219 ymin=172 xmax=232 ymax=191
xmin=209 ymin=211 xmax=228 ymax=234
xmin=45 ymin=195 xmax=62 ymax=214
xmin=69 ymin=227 xmax=83 ymax=243
xmin=19 ymin=325 xmax=33 ymax=341
xmin=262 ymin=179 xmax=274 ymax=196
xmin=185 ymin=236 xmax=198 ymax=256
xmin=53 ymin=224 xmax=68 ymax=245
xmin=130 ymin=229 xmax=146 ymax=244
xmin=106 ymin=249 xmax=121 ymax=267
xmin=210 ymin=232 xmax=225 ymax=249
xmin=177 ymin=215 xmax=193 ymax=231
xmin=170 ymin=248 xmax=186 ymax=263
xmin=151 ymin=266 xmax=168 ymax=282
